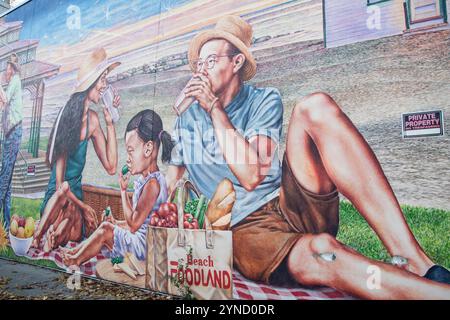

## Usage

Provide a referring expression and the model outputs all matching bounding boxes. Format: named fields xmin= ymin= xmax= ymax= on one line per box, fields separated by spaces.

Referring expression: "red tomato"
xmin=168 ymin=214 xmax=177 ymax=225
xmin=158 ymin=203 xmax=171 ymax=218
xmin=150 ymin=213 xmax=159 ymax=226
xmin=168 ymin=203 xmax=178 ymax=214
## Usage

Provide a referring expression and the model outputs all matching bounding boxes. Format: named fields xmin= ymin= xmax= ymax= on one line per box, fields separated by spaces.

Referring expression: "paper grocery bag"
xmin=145 ymin=180 xmax=233 ymax=300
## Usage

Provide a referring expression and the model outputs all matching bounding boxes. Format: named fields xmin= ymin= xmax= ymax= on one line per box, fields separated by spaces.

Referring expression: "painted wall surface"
xmin=324 ymin=0 xmax=450 ymax=48
xmin=0 ymin=0 xmax=449 ymax=300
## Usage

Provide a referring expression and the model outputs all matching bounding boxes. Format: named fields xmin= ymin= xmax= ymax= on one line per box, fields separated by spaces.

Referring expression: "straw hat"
xmin=74 ymin=48 xmax=121 ymax=93
xmin=188 ymin=15 xmax=257 ymax=81
xmin=7 ymin=53 xmax=20 ymax=73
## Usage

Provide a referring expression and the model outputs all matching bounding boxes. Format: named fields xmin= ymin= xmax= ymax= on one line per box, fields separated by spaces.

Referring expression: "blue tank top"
xmin=40 ymin=111 xmax=90 ymax=214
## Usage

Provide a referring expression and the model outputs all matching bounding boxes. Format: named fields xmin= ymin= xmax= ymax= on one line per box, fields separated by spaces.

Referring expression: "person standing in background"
xmin=0 ymin=53 xmax=23 ymax=230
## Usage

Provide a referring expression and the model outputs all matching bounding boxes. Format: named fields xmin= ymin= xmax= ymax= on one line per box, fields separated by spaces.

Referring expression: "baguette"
xmin=205 ymin=179 xmax=235 ymax=230
xmin=211 ymin=213 xmax=231 ymax=231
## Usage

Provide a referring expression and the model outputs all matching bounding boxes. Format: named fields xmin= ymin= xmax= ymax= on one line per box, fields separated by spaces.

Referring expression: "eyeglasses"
xmin=193 ymin=54 xmax=235 ymax=72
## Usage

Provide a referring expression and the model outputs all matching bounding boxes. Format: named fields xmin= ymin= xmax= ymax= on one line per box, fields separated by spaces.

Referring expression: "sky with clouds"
xmin=5 ymin=0 xmax=191 ymax=46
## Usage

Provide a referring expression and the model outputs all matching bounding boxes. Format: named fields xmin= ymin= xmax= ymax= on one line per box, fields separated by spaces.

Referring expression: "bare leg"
xmin=42 ymin=202 xmax=83 ymax=252
xmin=62 ymin=222 xmax=114 ymax=267
xmin=288 ymin=233 xmax=450 ymax=299
xmin=33 ymin=182 xmax=71 ymax=248
xmin=58 ymin=207 xmax=88 ymax=255
xmin=54 ymin=203 xmax=83 ymax=246
xmin=43 ymin=225 xmax=55 ymax=253
xmin=60 ymin=239 xmax=87 ymax=256
xmin=286 ymin=92 xmax=433 ymax=275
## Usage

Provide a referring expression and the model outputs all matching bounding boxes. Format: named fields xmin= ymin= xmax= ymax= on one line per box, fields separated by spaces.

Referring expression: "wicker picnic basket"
xmin=82 ymin=184 xmax=133 ymax=222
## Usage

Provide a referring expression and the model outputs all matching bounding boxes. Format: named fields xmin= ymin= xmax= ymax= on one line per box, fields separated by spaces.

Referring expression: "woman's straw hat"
xmin=188 ymin=15 xmax=256 ymax=81
xmin=74 ymin=48 xmax=121 ymax=93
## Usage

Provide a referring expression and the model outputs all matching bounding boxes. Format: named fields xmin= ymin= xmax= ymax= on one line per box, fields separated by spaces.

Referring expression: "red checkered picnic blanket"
xmin=26 ymin=241 xmax=352 ymax=300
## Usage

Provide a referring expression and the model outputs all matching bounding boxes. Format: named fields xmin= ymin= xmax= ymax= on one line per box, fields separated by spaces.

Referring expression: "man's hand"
xmin=184 ymin=73 xmax=221 ymax=113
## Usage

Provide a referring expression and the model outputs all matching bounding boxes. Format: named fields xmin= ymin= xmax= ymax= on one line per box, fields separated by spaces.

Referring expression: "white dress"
xmin=110 ymin=171 xmax=168 ymax=260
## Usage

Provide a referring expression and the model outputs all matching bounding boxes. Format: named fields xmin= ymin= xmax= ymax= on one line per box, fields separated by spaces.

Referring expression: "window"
xmin=27 ymin=48 xmax=36 ymax=63
xmin=367 ymin=0 xmax=391 ymax=5
xmin=408 ymin=0 xmax=444 ymax=23
xmin=0 ymin=59 xmax=7 ymax=72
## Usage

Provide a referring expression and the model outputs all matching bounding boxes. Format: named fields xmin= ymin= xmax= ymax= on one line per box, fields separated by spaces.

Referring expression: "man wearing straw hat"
xmin=167 ymin=15 xmax=450 ymax=299
xmin=0 ymin=53 xmax=23 ymax=230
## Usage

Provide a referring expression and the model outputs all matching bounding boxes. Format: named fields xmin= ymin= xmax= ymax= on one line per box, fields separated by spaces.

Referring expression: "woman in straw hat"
xmin=0 ymin=53 xmax=23 ymax=231
xmin=32 ymin=48 xmax=121 ymax=252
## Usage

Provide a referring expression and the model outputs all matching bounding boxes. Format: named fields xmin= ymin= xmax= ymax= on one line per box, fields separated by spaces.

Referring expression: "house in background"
xmin=0 ymin=18 xmax=59 ymax=194
xmin=0 ymin=0 xmax=10 ymax=15
xmin=323 ymin=0 xmax=449 ymax=47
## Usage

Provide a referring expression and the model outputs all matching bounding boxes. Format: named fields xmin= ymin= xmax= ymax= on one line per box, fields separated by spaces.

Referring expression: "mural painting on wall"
xmin=0 ymin=0 xmax=449 ymax=300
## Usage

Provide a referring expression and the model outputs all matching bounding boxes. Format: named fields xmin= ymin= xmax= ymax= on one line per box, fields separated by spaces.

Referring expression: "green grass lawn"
xmin=1 ymin=197 xmax=60 ymax=270
xmin=336 ymin=201 xmax=450 ymax=268
xmin=2 ymin=197 xmax=449 ymax=271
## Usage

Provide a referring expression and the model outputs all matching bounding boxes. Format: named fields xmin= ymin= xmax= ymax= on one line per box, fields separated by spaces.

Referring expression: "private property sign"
xmin=402 ymin=110 xmax=444 ymax=138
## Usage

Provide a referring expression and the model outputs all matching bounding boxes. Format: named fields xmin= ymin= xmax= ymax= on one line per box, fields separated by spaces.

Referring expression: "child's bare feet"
xmin=61 ymin=251 xmax=79 ymax=267
xmin=43 ymin=225 xmax=55 ymax=253
xmin=59 ymin=244 xmax=82 ymax=256
xmin=31 ymin=237 xmax=41 ymax=249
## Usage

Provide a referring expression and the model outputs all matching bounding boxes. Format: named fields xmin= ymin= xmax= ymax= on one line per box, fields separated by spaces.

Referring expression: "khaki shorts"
xmin=232 ymin=154 xmax=340 ymax=286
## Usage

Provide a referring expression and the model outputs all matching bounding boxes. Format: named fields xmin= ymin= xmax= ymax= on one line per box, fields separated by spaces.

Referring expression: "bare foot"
xmin=43 ymin=225 xmax=55 ymax=253
xmin=61 ymin=251 xmax=79 ymax=267
xmin=59 ymin=244 xmax=82 ymax=256
xmin=31 ymin=237 xmax=41 ymax=249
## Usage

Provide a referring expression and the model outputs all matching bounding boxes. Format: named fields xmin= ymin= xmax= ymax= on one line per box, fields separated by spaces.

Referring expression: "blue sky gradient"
xmin=5 ymin=0 xmax=191 ymax=46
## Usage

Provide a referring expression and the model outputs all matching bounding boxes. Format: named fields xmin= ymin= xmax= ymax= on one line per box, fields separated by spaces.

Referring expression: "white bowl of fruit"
xmin=9 ymin=214 xmax=35 ymax=257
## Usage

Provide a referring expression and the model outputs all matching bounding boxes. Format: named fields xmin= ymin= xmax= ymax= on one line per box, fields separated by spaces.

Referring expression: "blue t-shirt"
xmin=170 ymin=84 xmax=283 ymax=226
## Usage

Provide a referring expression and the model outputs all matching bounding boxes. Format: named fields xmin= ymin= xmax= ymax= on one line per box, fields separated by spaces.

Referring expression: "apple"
xmin=17 ymin=227 xmax=25 ymax=239
xmin=25 ymin=217 xmax=35 ymax=230
xmin=11 ymin=214 xmax=20 ymax=223
xmin=10 ymin=219 xmax=18 ymax=236
xmin=24 ymin=224 xmax=34 ymax=238
xmin=18 ymin=216 xmax=26 ymax=228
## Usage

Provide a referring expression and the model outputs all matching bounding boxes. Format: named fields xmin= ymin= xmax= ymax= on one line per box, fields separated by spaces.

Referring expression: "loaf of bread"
xmin=205 ymin=179 xmax=235 ymax=230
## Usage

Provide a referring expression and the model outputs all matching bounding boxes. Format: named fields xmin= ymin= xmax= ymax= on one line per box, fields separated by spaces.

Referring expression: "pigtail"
xmin=159 ymin=130 xmax=174 ymax=164
xmin=125 ymin=109 xmax=174 ymax=163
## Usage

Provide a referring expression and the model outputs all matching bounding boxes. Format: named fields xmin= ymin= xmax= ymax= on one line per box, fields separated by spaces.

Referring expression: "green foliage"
xmin=169 ymin=246 xmax=195 ymax=300
xmin=111 ymin=256 xmax=124 ymax=265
